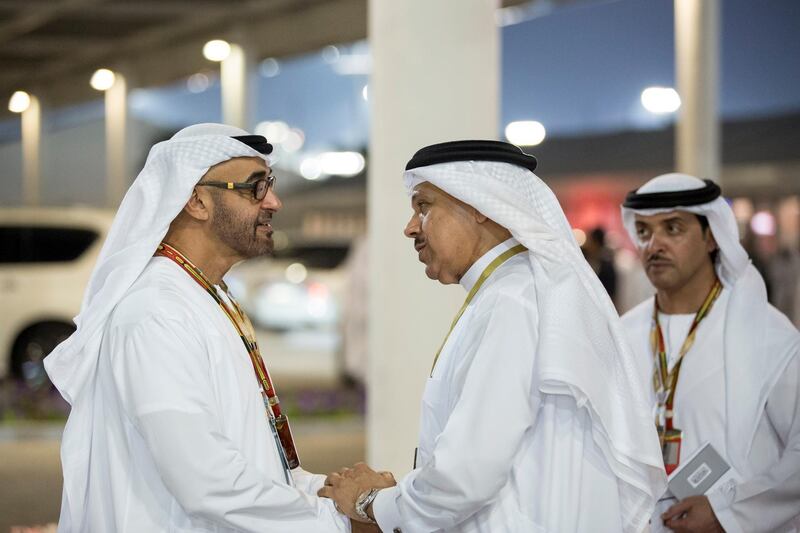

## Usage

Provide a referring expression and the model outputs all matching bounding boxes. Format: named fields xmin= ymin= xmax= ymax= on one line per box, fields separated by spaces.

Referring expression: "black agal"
xmin=405 ymin=140 xmax=537 ymax=172
xmin=623 ymin=179 xmax=721 ymax=209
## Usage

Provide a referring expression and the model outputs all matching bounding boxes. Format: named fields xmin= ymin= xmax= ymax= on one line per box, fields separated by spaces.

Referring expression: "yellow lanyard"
xmin=430 ymin=244 xmax=527 ymax=375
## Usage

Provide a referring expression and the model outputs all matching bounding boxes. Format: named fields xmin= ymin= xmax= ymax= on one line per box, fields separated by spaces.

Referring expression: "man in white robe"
xmin=620 ymin=173 xmax=800 ymax=533
xmin=44 ymin=123 xmax=367 ymax=532
xmin=319 ymin=140 xmax=666 ymax=532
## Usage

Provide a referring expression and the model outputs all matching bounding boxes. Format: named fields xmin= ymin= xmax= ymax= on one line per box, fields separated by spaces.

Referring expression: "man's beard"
xmin=212 ymin=198 xmax=273 ymax=259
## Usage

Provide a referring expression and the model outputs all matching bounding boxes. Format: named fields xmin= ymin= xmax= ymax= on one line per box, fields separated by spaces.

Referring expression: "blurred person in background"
xmin=319 ymin=141 xmax=666 ymax=532
xmin=620 ymin=173 xmax=800 ymax=533
xmin=341 ymin=233 xmax=369 ymax=387
xmin=742 ymin=226 xmax=773 ymax=299
xmin=768 ymin=245 xmax=800 ymax=326
xmin=43 ymin=123 xmax=373 ymax=532
xmin=582 ymin=226 xmax=618 ymax=303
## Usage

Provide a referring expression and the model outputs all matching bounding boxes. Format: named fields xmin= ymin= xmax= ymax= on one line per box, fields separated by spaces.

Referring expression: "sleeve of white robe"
xmin=708 ymin=352 xmax=800 ymax=533
xmin=292 ymin=467 xmax=328 ymax=495
xmin=111 ymin=315 xmax=349 ymax=533
xmin=372 ymin=290 xmax=538 ymax=532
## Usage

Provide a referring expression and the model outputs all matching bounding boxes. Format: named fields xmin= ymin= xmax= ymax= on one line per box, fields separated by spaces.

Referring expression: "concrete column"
xmin=21 ymin=95 xmax=41 ymax=206
xmin=367 ymin=0 xmax=499 ymax=476
xmin=105 ymin=73 xmax=127 ymax=207
xmin=675 ymin=0 xmax=720 ymax=181
xmin=221 ymin=43 xmax=253 ymax=129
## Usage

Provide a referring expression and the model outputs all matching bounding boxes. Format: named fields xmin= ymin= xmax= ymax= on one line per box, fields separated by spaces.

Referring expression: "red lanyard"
xmin=155 ymin=242 xmax=300 ymax=469
xmin=650 ymin=278 xmax=722 ymax=430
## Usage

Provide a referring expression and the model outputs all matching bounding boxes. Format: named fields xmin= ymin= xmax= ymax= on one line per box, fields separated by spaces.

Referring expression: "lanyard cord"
xmin=431 ymin=244 xmax=528 ymax=376
xmin=651 ymin=277 xmax=722 ymax=429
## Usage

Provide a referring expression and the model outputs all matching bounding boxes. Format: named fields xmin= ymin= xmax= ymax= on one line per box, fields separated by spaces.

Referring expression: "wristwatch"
xmin=354 ymin=487 xmax=380 ymax=524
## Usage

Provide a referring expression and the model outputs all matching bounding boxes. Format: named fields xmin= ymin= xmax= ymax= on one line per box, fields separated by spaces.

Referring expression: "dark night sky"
xmin=502 ymin=0 xmax=800 ymax=135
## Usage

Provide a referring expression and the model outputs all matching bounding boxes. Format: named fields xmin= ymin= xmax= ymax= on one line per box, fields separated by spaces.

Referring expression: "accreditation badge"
xmin=658 ymin=426 xmax=683 ymax=475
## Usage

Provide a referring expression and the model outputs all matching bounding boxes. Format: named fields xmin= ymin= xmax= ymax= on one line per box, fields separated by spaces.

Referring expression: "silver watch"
xmin=354 ymin=487 xmax=380 ymax=524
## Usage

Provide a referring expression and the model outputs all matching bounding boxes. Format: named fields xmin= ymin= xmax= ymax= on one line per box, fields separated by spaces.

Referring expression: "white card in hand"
xmin=667 ymin=441 xmax=735 ymax=500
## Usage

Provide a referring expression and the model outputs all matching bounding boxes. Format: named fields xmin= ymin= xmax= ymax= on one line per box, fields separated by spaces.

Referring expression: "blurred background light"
xmin=732 ymin=198 xmax=754 ymax=222
xmin=186 ymin=73 xmax=210 ymax=94
xmin=300 ymin=157 xmax=323 ymax=180
xmin=8 ymin=90 xmax=30 ymax=113
xmin=90 ymin=69 xmax=116 ymax=91
xmin=572 ymin=228 xmax=587 ymax=246
xmin=255 ymin=120 xmax=290 ymax=144
xmin=282 ymin=128 xmax=305 ymax=152
xmin=332 ymin=54 xmax=371 ymax=75
xmin=259 ymin=58 xmax=280 ymax=77
xmin=203 ymin=39 xmax=231 ymax=62
xmin=285 ymin=262 xmax=308 ymax=284
xmin=318 ymin=151 xmax=365 ymax=177
xmin=640 ymin=87 xmax=681 ymax=114
xmin=505 ymin=120 xmax=546 ymax=146
xmin=750 ymin=211 xmax=777 ymax=236
xmin=321 ymin=45 xmax=340 ymax=63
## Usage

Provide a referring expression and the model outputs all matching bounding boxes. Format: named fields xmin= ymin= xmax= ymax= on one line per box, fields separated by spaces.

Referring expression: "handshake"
xmin=318 ymin=462 xmax=397 ymax=532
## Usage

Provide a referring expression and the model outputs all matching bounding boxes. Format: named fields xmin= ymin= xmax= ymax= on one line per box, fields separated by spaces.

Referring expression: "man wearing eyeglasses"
xmin=195 ymin=159 xmax=279 ymax=264
xmin=44 ymin=123 xmax=375 ymax=532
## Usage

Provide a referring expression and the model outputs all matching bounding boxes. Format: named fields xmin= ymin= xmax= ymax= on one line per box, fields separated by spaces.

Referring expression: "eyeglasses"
xmin=198 ymin=175 xmax=276 ymax=201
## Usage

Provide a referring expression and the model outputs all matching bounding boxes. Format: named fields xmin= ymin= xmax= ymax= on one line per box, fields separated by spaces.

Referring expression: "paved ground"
xmin=0 ymin=417 xmax=365 ymax=531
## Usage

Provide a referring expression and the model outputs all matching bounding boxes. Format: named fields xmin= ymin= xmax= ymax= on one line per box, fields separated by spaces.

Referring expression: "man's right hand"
xmin=319 ymin=462 xmax=396 ymax=520
xmin=662 ymin=496 xmax=724 ymax=533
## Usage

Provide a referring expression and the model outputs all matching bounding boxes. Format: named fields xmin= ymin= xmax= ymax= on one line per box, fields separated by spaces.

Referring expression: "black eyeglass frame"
xmin=198 ymin=175 xmax=276 ymax=201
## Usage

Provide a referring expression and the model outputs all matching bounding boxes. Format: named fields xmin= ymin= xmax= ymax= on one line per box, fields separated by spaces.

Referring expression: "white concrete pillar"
xmin=105 ymin=73 xmax=128 ymax=208
xmin=21 ymin=95 xmax=41 ymax=206
xmin=675 ymin=0 xmax=720 ymax=181
xmin=221 ymin=43 xmax=253 ymax=130
xmin=367 ymin=0 xmax=499 ymax=476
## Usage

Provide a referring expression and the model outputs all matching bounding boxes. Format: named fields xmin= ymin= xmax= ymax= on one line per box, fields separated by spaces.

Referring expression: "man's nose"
xmin=261 ymin=188 xmax=282 ymax=212
xmin=404 ymin=214 xmax=419 ymax=239
xmin=644 ymin=229 xmax=666 ymax=253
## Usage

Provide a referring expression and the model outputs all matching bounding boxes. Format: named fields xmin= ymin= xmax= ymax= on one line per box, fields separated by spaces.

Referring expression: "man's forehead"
xmin=634 ymin=210 xmax=696 ymax=224
xmin=411 ymin=181 xmax=444 ymax=197
xmin=207 ymin=156 xmax=268 ymax=179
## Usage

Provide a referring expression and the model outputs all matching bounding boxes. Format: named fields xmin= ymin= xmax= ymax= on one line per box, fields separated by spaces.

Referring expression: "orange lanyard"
xmin=651 ymin=278 xmax=722 ymax=429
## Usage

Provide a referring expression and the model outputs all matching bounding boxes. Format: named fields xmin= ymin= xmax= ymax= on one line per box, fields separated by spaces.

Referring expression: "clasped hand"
xmin=318 ymin=462 xmax=397 ymax=522
xmin=662 ymin=495 xmax=724 ymax=533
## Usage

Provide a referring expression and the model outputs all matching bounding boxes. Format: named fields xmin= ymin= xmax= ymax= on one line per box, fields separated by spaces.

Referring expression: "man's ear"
xmin=183 ymin=187 xmax=212 ymax=222
xmin=704 ymin=227 xmax=718 ymax=254
xmin=473 ymin=208 xmax=489 ymax=224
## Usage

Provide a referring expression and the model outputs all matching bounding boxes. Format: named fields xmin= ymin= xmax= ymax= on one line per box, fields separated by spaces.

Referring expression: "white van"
xmin=0 ymin=207 xmax=113 ymax=388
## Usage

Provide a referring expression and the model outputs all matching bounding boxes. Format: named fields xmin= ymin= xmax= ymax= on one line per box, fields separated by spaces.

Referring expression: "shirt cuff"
xmin=373 ymin=485 xmax=403 ymax=532
xmin=290 ymin=467 xmax=327 ymax=495
xmin=707 ymin=488 xmax=742 ymax=533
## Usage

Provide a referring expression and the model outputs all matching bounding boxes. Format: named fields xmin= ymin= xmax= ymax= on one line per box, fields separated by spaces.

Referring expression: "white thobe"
xmin=622 ymin=292 xmax=800 ymax=533
xmin=67 ymin=257 xmax=349 ymax=532
xmin=373 ymin=238 xmax=626 ymax=533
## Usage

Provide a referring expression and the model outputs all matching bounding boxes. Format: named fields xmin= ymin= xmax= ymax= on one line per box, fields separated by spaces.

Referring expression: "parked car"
xmin=0 ymin=207 xmax=113 ymax=389
xmin=227 ymin=246 xmax=349 ymax=333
